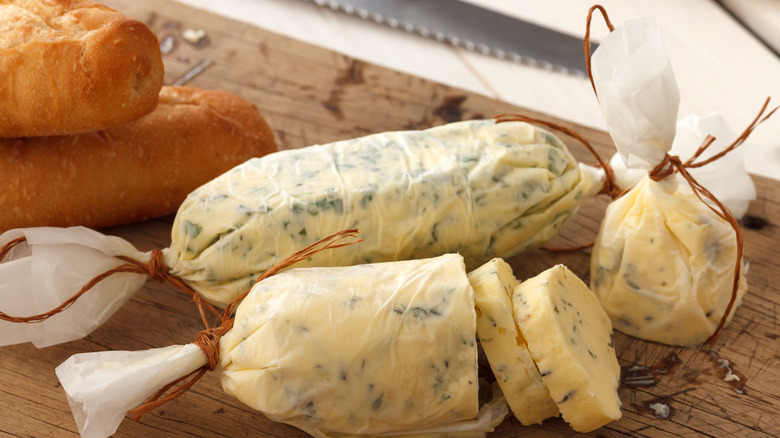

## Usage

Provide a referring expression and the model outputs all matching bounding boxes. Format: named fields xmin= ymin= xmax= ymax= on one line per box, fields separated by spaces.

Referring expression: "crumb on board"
xmin=182 ymin=28 xmax=208 ymax=46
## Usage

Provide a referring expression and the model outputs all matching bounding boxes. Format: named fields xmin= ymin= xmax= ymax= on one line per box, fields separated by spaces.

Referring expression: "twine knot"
xmin=649 ymin=154 xmax=682 ymax=182
xmin=194 ymin=328 xmax=225 ymax=371
xmin=145 ymin=249 xmax=170 ymax=283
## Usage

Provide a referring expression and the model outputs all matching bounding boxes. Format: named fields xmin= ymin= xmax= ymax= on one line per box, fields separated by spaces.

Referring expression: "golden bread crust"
xmin=0 ymin=0 xmax=164 ymax=136
xmin=0 ymin=86 xmax=278 ymax=231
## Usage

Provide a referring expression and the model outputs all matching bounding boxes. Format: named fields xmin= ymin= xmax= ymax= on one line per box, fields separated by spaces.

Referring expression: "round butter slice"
xmin=512 ymin=264 xmax=621 ymax=433
xmin=468 ymin=258 xmax=559 ymax=425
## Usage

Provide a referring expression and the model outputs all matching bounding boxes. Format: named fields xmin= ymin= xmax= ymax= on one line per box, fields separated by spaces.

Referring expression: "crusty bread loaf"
xmin=0 ymin=0 xmax=164 ymax=137
xmin=0 ymin=86 xmax=277 ymax=232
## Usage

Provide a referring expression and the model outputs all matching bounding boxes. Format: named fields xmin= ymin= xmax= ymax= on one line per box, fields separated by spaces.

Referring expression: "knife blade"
xmin=303 ymin=0 xmax=593 ymax=77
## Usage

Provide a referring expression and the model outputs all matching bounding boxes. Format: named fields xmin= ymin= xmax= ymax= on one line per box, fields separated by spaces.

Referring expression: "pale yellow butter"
xmin=219 ymin=254 xmax=480 ymax=436
xmin=163 ymin=119 xmax=600 ymax=307
xmin=512 ymin=265 xmax=621 ymax=433
xmin=590 ymin=175 xmax=747 ymax=346
xmin=467 ymin=259 xmax=558 ymax=425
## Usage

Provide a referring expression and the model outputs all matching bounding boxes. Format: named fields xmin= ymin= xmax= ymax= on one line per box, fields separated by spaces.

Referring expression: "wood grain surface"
xmin=1 ymin=0 xmax=778 ymax=437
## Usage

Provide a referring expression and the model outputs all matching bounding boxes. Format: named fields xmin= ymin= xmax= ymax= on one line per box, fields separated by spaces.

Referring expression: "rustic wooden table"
xmin=1 ymin=0 xmax=778 ymax=436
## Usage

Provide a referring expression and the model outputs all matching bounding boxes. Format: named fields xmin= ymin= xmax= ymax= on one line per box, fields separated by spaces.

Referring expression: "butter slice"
xmin=512 ymin=265 xmax=621 ymax=433
xmin=467 ymin=259 xmax=558 ymax=425
xmin=219 ymin=254 xmax=479 ymax=436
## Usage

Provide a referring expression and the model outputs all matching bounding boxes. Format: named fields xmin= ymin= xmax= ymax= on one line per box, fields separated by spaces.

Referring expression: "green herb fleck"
xmin=183 ymin=221 xmax=202 ymax=238
xmin=371 ymin=394 xmax=383 ymax=411
xmin=624 ymin=275 xmax=641 ymax=290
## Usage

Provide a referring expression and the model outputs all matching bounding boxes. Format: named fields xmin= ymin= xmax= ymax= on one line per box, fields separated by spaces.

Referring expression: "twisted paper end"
xmin=0 ymin=243 xmax=221 ymax=328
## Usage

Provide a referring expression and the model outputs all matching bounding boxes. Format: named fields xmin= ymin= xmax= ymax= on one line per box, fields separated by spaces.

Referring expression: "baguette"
xmin=0 ymin=0 xmax=164 ymax=137
xmin=0 ymin=86 xmax=277 ymax=232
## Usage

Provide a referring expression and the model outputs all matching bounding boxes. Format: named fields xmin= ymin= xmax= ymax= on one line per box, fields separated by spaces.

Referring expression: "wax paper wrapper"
xmin=55 ymin=343 xmax=207 ymax=438
xmin=591 ymin=18 xmax=680 ymax=170
xmin=0 ymin=227 xmax=150 ymax=348
xmin=163 ymin=119 xmax=603 ymax=308
xmin=609 ymin=112 xmax=757 ymax=218
xmin=2 ymin=119 xmax=603 ymax=349
xmin=589 ymin=18 xmax=748 ymax=345
xmin=590 ymin=176 xmax=747 ymax=346
xmin=56 ymin=254 xmax=508 ymax=438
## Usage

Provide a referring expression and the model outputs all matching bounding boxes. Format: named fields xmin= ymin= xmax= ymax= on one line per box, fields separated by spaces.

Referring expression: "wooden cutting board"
xmin=2 ymin=0 xmax=778 ymax=436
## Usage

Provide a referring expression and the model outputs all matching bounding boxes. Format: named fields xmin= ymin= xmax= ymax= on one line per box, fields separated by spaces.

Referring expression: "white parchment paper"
xmin=591 ymin=18 xmax=680 ymax=170
xmin=55 ymin=344 xmax=207 ymax=438
xmin=609 ymin=113 xmax=757 ymax=217
xmin=592 ymin=18 xmax=756 ymax=217
xmin=0 ymin=227 xmax=151 ymax=348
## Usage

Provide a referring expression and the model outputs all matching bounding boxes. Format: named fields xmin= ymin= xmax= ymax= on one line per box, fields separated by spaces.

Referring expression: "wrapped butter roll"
xmin=56 ymin=254 xmax=509 ymax=438
xmin=591 ymin=176 xmax=747 ymax=346
xmin=164 ymin=119 xmax=602 ymax=307
xmin=1 ymin=119 xmax=602 ymax=348
xmin=221 ymin=253 xmax=482 ymax=436
xmin=588 ymin=16 xmax=753 ymax=345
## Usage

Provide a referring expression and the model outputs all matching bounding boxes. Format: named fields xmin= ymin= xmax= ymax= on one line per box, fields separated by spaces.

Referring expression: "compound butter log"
xmin=0 ymin=86 xmax=277 ymax=232
xmin=0 ymin=0 xmax=164 ymax=137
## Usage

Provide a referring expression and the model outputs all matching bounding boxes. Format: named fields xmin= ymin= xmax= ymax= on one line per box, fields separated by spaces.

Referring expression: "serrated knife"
xmin=302 ymin=0 xmax=593 ymax=77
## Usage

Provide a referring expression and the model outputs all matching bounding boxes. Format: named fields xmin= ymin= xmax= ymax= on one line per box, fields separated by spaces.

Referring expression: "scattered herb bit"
xmin=183 ymin=221 xmax=202 ymax=238
xmin=360 ymin=193 xmax=373 ymax=208
xmin=371 ymin=395 xmax=384 ymax=411
xmin=624 ymin=276 xmax=641 ymax=291
xmin=560 ymin=390 xmax=576 ymax=403
xmin=303 ymin=401 xmax=316 ymax=417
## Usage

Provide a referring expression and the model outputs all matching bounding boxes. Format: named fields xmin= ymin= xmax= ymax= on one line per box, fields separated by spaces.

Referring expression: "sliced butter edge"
xmin=468 ymin=258 xmax=559 ymax=426
xmin=512 ymin=264 xmax=622 ymax=433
